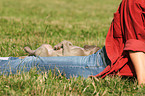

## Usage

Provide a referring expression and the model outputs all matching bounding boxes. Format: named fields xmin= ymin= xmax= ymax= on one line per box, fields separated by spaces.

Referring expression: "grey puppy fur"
xmin=24 ymin=40 xmax=100 ymax=57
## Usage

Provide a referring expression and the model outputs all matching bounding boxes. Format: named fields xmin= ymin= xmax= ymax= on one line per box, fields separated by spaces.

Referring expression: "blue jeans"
xmin=0 ymin=49 xmax=107 ymax=78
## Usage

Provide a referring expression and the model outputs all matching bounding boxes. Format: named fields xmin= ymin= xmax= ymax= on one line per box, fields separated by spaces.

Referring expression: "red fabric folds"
xmin=124 ymin=39 xmax=145 ymax=52
xmin=94 ymin=0 xmax=145 ymax=78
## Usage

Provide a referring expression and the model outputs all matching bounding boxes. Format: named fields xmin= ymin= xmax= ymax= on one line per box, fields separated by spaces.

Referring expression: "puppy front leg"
xmin=61 ymin=40 xmax=73 ymax=56
xmin=54 ymin=42 xmax=63 ymax=50
xmin=54 ymin=40 xmax=73 ymax=50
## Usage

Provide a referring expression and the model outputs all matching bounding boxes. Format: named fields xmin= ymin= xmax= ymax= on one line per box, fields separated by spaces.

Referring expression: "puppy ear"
xmin=83 ymin=45 xmax=97 ymax=50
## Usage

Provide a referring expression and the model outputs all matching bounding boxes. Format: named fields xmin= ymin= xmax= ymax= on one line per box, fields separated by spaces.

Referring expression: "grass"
xmin=0 ymin=0 xmax=145 ymax=95
xmin=1 ymin=70 xmax=145 ymax=95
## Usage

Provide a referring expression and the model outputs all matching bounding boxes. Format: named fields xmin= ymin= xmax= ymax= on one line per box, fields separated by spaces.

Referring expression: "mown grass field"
xmin=0 ymin=0 xmax=145 ymax=95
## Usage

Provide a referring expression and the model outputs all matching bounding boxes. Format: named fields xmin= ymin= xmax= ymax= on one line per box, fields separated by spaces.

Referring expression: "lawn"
xmin=0 ymin=0 xmax=145 ymax=95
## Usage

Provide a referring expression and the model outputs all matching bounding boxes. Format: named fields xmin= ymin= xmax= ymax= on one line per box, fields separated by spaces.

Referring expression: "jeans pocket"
xmin=95 ymin=50 xmax=104 ymax=67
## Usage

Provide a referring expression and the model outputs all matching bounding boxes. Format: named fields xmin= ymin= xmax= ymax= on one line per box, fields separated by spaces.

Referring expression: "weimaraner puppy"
xmin=24 ymin=40 xmax=100 ymax=57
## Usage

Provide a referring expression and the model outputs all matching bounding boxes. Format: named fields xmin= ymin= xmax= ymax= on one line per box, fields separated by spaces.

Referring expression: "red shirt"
xmin=94 ymin=0 xmax=145 ymax=78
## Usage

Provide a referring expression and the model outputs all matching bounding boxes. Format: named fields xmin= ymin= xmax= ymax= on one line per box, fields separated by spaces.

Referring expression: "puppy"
xmin=24 ymin=40 xmax=100 ymax=57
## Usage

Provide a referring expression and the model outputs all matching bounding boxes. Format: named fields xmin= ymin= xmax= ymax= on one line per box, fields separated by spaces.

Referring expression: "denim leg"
xmin=0 ymin=49 xmax=106 ymax=78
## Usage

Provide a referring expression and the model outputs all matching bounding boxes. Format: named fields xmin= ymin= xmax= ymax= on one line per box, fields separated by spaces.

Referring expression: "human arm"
xmin=129 ymin=51 xmax=145 ymax=84
xmin=122 ymin=0 xmax=145 ymax=84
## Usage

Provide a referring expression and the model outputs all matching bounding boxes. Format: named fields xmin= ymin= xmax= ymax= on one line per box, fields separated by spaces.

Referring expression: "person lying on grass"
xmin=0 ymin=0 xmax=145 ymax=85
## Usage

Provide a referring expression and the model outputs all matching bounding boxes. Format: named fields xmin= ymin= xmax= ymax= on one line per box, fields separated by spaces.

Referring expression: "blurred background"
xmin=0 ymin=0 xmax=121 ymax=56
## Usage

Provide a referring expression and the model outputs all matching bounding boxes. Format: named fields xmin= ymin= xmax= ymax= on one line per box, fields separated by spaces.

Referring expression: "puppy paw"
xmin=54 ymin=44 xmax=62 ymax=50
